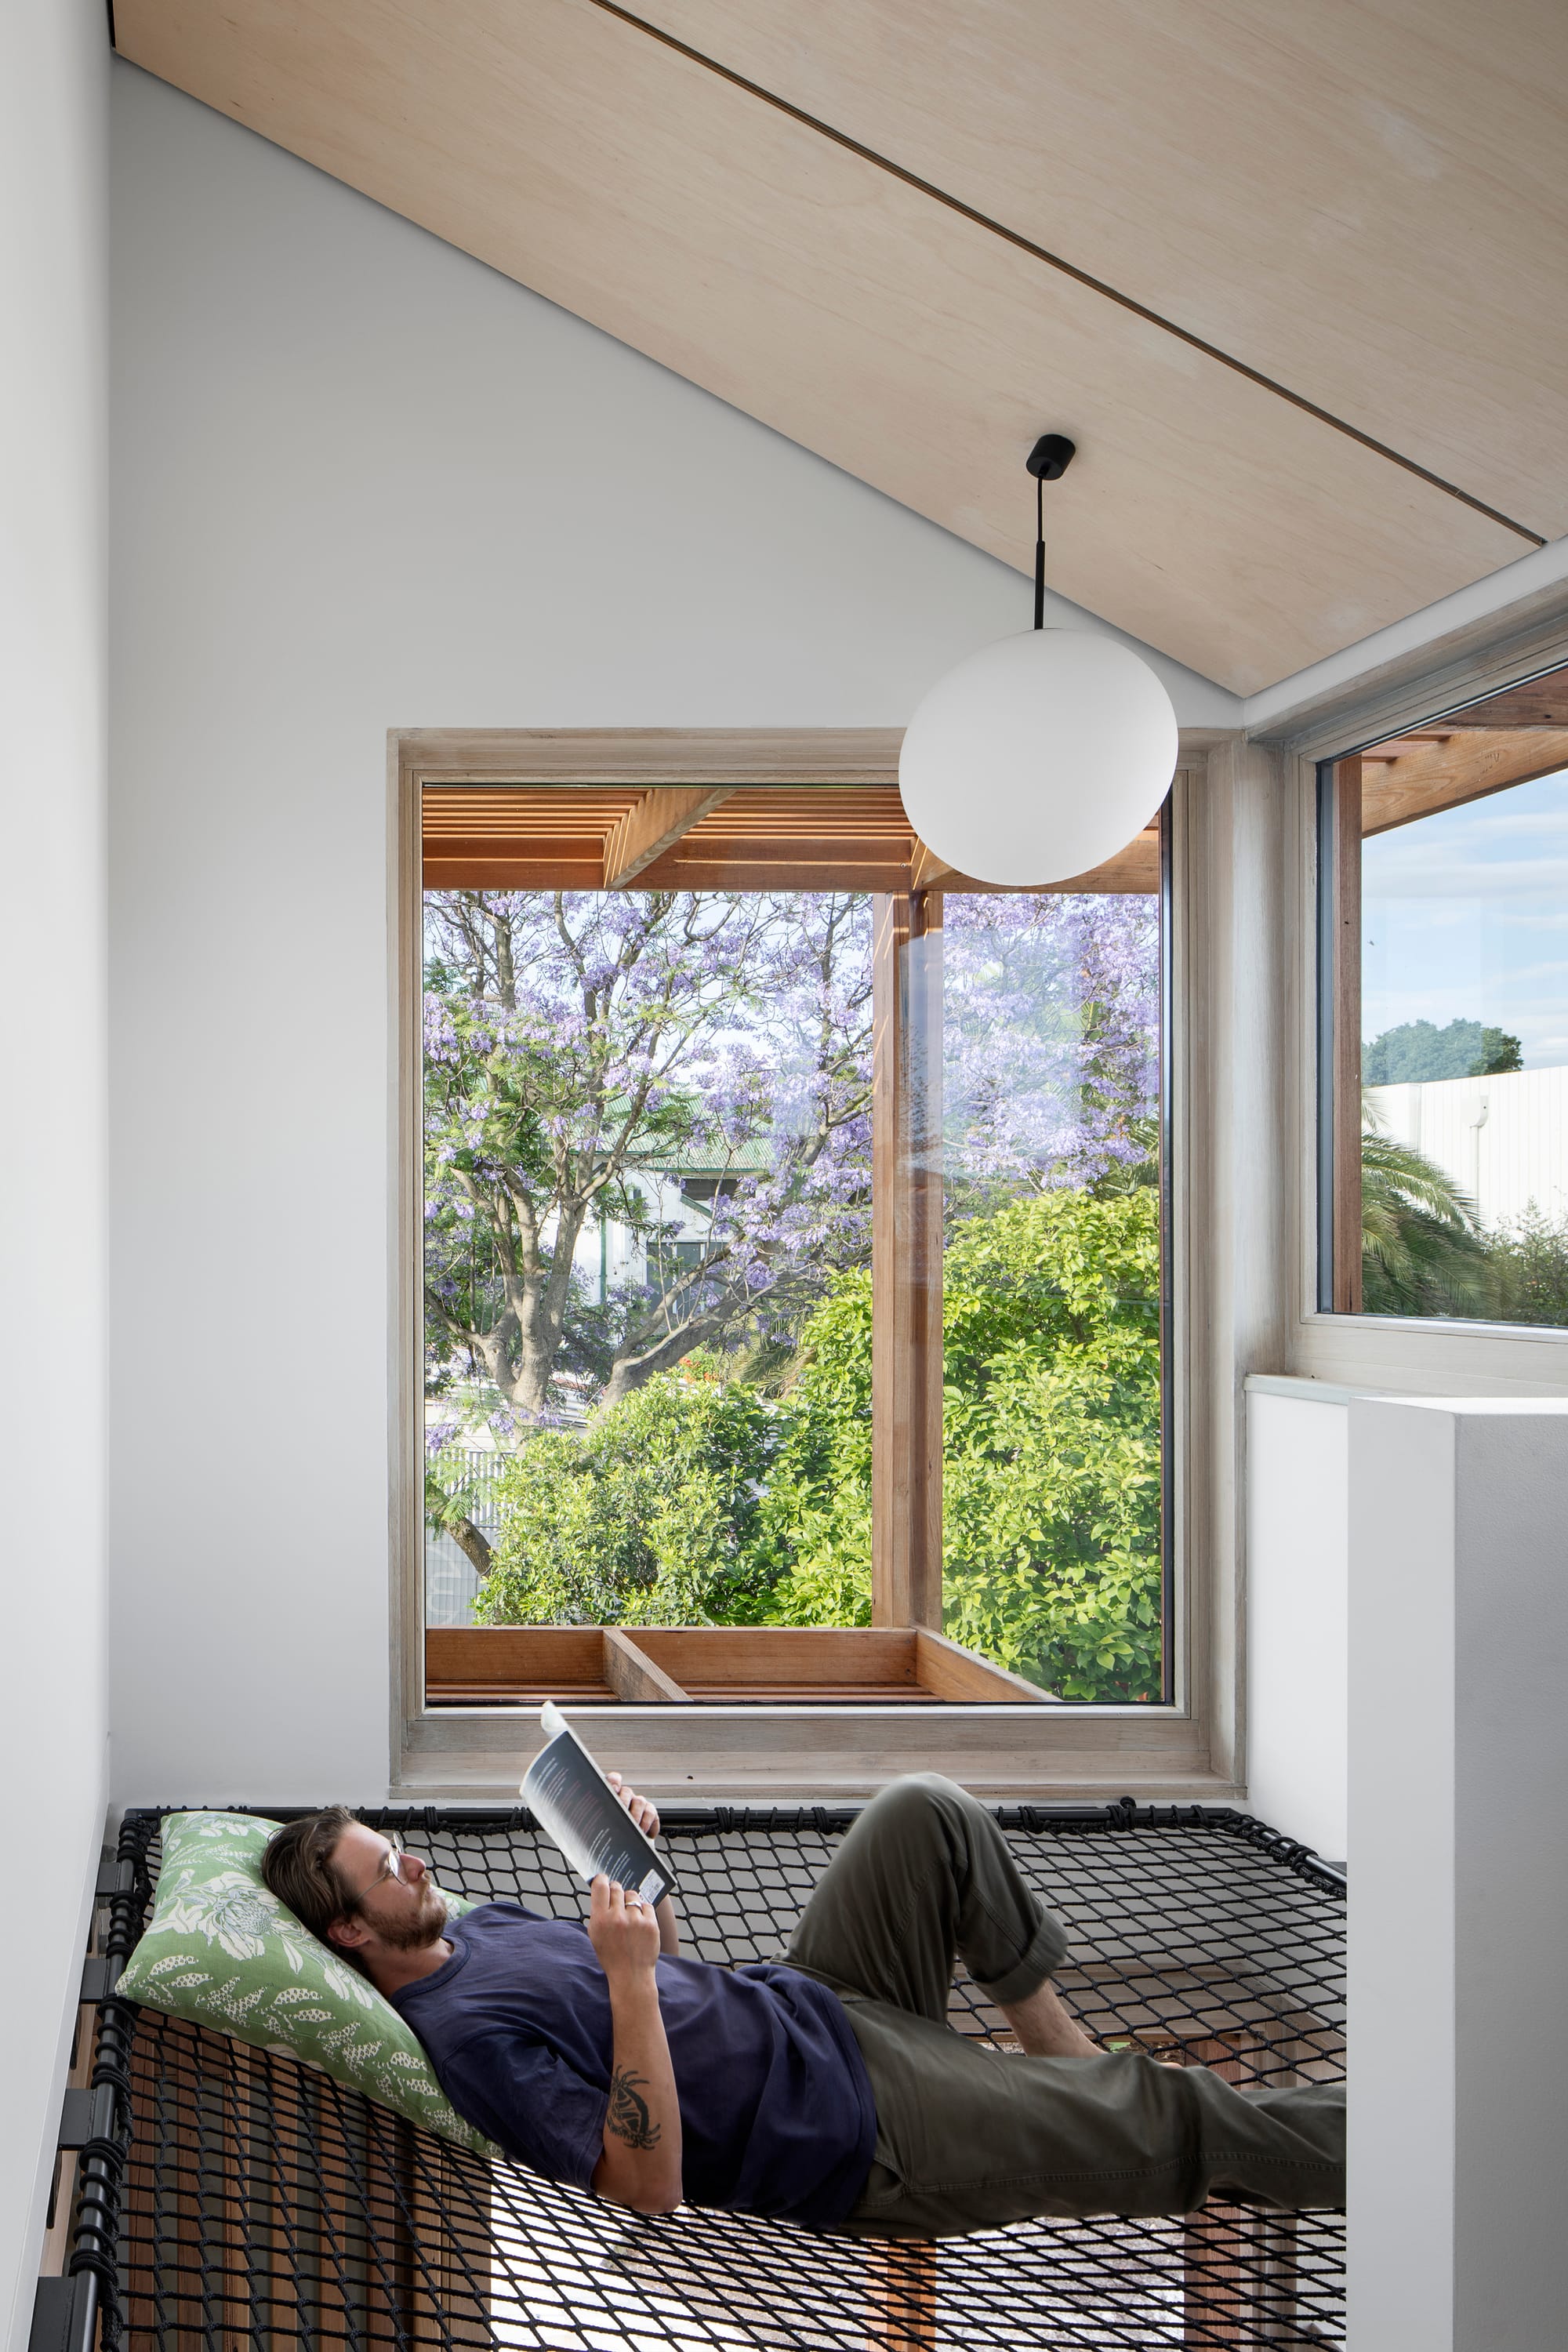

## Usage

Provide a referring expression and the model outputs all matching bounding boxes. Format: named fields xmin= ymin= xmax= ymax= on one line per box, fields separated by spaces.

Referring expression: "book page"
xmin=521 ymin=1704 xmax=675 ymax=1907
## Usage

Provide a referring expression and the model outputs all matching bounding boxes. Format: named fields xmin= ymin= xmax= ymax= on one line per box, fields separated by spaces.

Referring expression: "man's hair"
xmin=260 ymin=1808 xmax=365 ymax=1967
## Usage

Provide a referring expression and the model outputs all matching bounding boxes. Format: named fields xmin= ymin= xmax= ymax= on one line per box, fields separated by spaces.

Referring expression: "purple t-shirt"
xmin=390 ymin=1902 xmax=877 ymax=2228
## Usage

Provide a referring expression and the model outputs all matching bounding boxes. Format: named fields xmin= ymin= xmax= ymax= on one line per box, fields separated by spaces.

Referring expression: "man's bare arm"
xmin=587 ymin=1877 xmax=683 ymax=2216
xmin=606 ymin=1772 xmax=680 ymax=1956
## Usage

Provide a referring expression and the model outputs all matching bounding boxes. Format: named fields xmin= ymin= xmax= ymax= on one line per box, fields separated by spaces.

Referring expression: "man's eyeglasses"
xmin=337 ymin=1831 xmax=411 ymax=1915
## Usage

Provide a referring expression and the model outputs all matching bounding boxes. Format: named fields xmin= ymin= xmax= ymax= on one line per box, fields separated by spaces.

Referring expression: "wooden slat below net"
xmin=1178 ymin=2034 xmax=1298 ymax=2351
xmin=868 ymin=2240 xmax=937 ymax=2352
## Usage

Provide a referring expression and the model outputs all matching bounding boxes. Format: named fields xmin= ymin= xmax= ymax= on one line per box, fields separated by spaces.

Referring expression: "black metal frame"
xmin=31 ymin=1858 xmax=146 ymax=2352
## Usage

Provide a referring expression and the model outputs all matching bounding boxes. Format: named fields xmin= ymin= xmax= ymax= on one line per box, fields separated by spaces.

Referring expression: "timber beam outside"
xmin=602 ymin=786 xmax=736 ymax=884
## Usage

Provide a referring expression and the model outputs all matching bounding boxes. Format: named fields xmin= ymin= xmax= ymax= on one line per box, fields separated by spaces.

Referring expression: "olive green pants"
xmin=786 ymin=1775 xmax=1345 ymax=2241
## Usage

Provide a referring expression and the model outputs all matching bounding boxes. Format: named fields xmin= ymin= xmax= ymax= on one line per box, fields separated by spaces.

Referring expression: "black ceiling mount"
xmin=1025 ymin=433 xmax=1077 ymax=481
xmin=1025 ymin=436 xmax=1076 ymax=625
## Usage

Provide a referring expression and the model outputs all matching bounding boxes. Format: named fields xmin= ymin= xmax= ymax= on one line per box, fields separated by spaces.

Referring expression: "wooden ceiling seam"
xmin=627 ymin=0 xmax=1568 ymax=539
xmin=579 ymin=0 xmax=1544 ymax=548
xmin=114 ymin=6 xmax=1535 ymax=688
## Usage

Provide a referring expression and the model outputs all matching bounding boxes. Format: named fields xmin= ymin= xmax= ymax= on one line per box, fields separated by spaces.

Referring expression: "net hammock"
xmin=80 ymin=1801 xmax=1345 ymax=2350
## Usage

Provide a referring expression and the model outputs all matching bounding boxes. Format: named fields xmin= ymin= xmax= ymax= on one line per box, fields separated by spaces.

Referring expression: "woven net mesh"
xmin=95 ymin=1805 xmax=1345 ymax=2350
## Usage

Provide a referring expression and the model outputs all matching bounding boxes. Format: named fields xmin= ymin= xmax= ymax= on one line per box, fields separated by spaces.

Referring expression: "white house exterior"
xmin=1368 ymin=1065 xmax=1568 ymax=1229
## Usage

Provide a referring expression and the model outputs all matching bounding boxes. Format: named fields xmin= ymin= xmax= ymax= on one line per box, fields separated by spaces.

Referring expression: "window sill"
xmin=398 ymin=1696 xmax=1225 ymax=1806
xmin=1290 ymin=1307 xmax=1568 ymax=1396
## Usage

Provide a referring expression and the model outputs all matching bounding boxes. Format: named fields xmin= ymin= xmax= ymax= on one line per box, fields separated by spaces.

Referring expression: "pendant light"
xmin=898 ymin=436 xmax=1178 ymax=887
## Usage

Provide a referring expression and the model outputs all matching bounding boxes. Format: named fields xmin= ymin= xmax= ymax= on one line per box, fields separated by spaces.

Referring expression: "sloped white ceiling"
xmin=114 ymin=0 xmax=1566 ymax=692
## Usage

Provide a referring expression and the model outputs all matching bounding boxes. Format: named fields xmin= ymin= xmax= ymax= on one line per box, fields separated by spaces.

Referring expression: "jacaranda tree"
xmin=423 ymin=890 xmax=873 ymax=1427
xmin=434 ymin=881 xmax=1167 ymax=1697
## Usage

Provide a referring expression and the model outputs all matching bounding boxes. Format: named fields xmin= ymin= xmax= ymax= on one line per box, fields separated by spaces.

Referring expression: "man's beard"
xmin=374 ymin=1881 xmax=450 ymax=1952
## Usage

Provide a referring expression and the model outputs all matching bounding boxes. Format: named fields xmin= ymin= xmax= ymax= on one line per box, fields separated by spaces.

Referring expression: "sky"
xmin=1362 ymin=766 xmax=1568 ymax=1069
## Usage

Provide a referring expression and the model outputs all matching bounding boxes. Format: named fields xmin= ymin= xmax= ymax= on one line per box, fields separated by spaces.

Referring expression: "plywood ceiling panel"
xmin=639 ymin=0 xmax=1568 ymax=539
xmin=115 ymin=0 xmax=1536 ymax=692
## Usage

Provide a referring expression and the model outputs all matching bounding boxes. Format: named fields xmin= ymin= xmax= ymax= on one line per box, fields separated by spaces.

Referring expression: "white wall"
xmin=108 ymin=62 xmax=1237 ymax=1809
xmin=1370 ymin=1065 xmax=1568 ymax=1230
xmin=1243 ymin=1381 xmax=1348 ymax=1860
xmin=0 ymin=4 xmax=108 ymax=2346
xmin=1347 ymin=1398 xmax=1568 ymax=2352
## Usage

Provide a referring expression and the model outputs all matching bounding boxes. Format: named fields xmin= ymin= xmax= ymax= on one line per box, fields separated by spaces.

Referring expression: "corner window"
xmin=1318 ymin=659 xmax=1568 ymax=1323
xmin=419 ymin=783 xmax=1170 ymax=1708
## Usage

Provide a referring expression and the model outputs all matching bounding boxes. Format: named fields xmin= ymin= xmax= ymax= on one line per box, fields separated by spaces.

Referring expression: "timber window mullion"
xmin=871 ymin=890 xmax=943 ymax=1629
xmin=1330 ymin=757 xmax=1363 ymax=1316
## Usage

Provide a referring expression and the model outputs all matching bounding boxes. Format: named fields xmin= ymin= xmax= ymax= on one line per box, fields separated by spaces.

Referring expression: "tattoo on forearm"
xmin=607 ymin=2067 xmax=662 ymax=2151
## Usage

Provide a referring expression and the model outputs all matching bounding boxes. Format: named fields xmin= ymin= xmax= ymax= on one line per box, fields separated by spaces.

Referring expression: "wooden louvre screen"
xmin=1355 ymin=663 xmax=1568 ymax=837
xmin=421 ymin=782 xmax=1161 ymax=895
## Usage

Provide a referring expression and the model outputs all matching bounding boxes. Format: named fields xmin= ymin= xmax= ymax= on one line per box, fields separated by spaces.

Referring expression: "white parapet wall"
xmin=1243 ymin=1377 xmax=1350 ymax=1863
xmin=1368 ymin=1065 xmax=1568 ymax=1229
xmin=1347 ymin=1396 xmax=1568 ymax=2352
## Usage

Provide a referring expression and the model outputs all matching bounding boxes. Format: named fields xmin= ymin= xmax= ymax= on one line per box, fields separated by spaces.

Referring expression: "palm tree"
xmin=1360 ymin=1123 xmax=1497 ymax=1318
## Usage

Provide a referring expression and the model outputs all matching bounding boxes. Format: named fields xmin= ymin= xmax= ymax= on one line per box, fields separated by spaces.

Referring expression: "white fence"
xmin=1368 ymin=1065 xmax=1568 ymax=1230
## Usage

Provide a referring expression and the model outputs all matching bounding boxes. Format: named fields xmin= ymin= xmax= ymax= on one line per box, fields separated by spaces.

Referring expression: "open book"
xmin=520 ymin=1701 xmax=677 ymax=1908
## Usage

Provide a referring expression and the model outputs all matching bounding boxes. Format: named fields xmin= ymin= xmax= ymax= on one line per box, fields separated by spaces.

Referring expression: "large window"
xmin=937 ymin=889 xmax=1165 ymax=1700
xmin=418 ymin=777 xmax=1168 ymax=1710
xmin=1319 ymin=660 xmax=1568 ymax=1323
xmin=423 ymin=884 xmax=874 ymax=1634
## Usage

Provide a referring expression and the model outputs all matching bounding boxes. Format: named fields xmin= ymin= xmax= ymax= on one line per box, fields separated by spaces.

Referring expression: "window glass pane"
xmin=423 ymin=888 xmax=873 ymax=1631
xmin=940 ymin=885 xmax=1165 ymax=1700
xmin=421 ymin=802 xmax=1170 ymax=1707
xmin=1322 ymin=659 xmax=1568 ymax=1325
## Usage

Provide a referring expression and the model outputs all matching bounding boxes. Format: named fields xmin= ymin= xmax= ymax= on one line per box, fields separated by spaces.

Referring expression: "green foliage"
xmin=1363 ymin=1017 xmax=1522 ymax=1083
xmin=1490 ymin=1207 xmax=1568 ymax=1328
xmin=474 ymin=1374 xmax=786 ymax=1629
xmin=1359 ymin=1127 xmax=1497 ymax=1317
xmin=1357 ymin=1128 xmax=1568 ymax=1330
xmin=941 ymin=1193 xmax=1162 ymax=1701
xmin=764 ymin=1193 xmax=1163 ymax=1703
xmin=424 ymin=1452 xmax=488 ymax=1538
xmin=477 ymin=1193 xmax=1165 ymax=1700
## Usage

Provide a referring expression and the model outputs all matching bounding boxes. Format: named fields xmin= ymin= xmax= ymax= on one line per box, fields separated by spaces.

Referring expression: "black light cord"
xmin=1034 ymin=469 xmax=1046 ymax=630
xmin=1025 ymin=434 xmax=1076 ymax=630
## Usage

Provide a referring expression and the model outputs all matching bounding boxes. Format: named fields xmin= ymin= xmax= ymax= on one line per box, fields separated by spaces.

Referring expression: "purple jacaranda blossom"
xmin=423 ymin=883 xmax=1158 ymax=1433
xmin=423 ymin=889 xmax=874 ymax=1423
xmin=942 ymin=891 xmax=1159 ymax=1200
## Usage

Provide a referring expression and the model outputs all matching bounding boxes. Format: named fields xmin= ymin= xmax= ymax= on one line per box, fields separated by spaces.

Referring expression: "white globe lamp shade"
xmin=898 ymin=628 xmax=1178 ymax=887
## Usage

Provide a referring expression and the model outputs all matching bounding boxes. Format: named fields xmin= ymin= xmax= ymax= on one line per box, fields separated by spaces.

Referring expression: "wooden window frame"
xmin=389 ymin=727 xmax=1242 ymax=1799
xmin=1316 ymin=756 xmax=1364 ymax=1315
xmin=1265 ymin=597 xmax=1568 ymax=1394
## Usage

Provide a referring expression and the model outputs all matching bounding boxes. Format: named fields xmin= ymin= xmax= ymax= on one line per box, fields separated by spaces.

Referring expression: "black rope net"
xmin=89 ymin=1803 xmax=1345 ymax=2350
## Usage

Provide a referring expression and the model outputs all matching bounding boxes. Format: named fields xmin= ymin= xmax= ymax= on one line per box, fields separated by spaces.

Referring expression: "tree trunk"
xmin=449 ymin=1516 xmax=492 ymax=1577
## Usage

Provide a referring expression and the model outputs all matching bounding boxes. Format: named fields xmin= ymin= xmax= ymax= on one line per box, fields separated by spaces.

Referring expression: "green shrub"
xmin=1490 ymin=1205 xmax=1568 ymax=1329
xmin=764 ymin=1192 xmax=1163 ymax=1701
xmin=478 ymin=1193 xmax=1165 ymax=1704
xmin=474 ymin=1374 xmax=786 ymax=1628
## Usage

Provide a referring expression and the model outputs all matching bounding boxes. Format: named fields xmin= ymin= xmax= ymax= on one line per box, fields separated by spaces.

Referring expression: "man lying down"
xmin=261 ymin=1773 xmax=1344 ymax=2241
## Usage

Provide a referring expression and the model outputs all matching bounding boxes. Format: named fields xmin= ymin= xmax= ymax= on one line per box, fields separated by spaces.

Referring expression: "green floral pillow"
xmin=115 ymin=1810 xmax=496 ymax=2156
